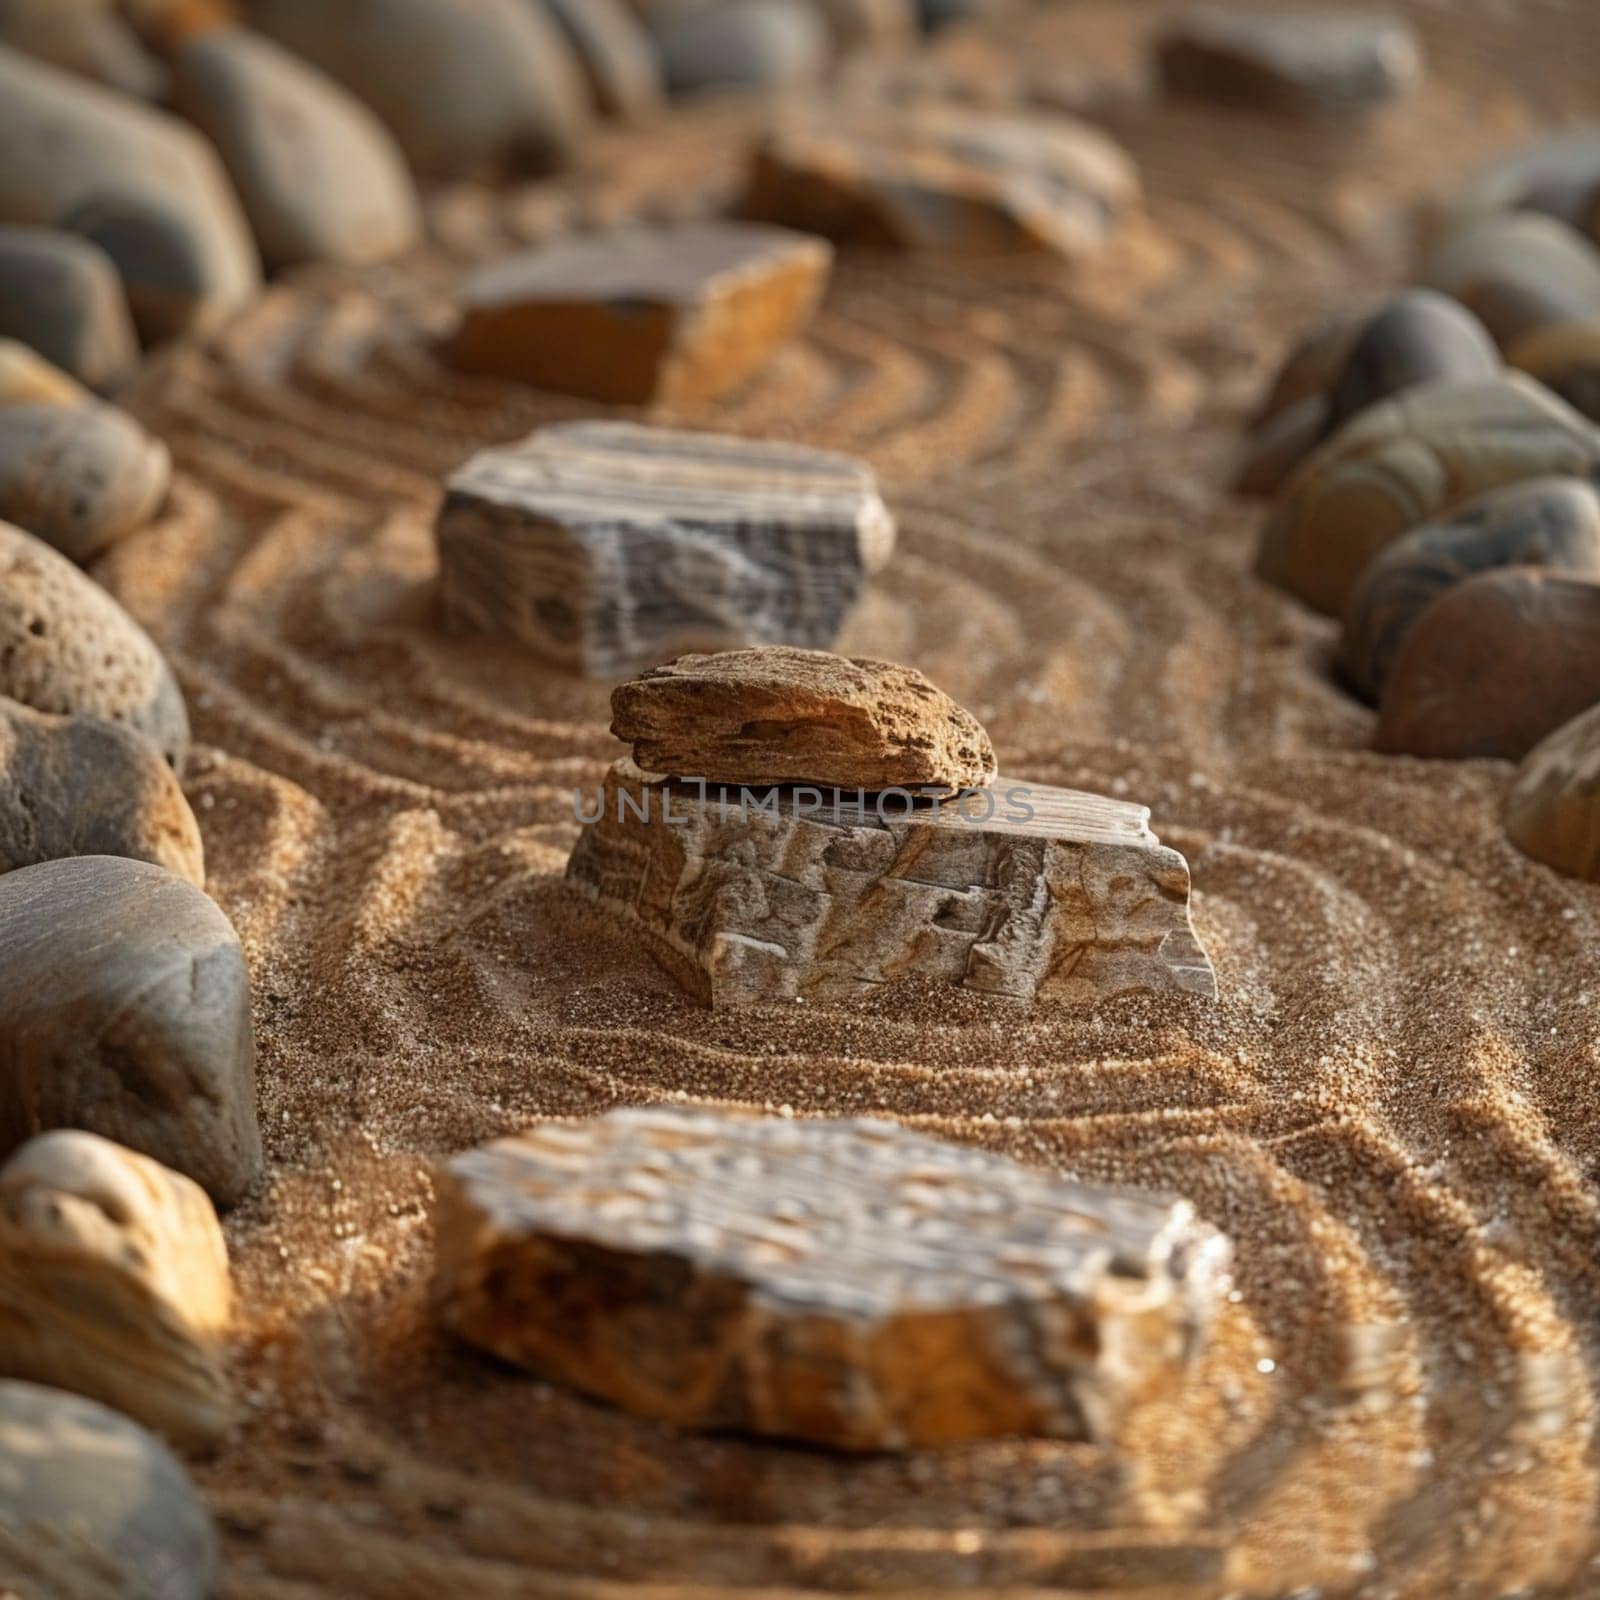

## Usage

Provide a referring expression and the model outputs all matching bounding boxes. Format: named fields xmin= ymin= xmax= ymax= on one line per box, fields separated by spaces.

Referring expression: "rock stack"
xmin=567 ymin=646 xmax=1217 ymax=1007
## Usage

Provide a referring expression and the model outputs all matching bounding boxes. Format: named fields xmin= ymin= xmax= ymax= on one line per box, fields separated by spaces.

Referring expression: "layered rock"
xmin=435 ymin=423 xmax=892 ymax=675
xmin=1256 ymin=375 xmax=1600 ymax=616
xmin=0 ymin=1129 xmax=234 ymax=1451
xmin=609 ymin=645 xmax=989 ymax=791
xmin=0 ymin=1379 xmax=218 ymax=1600
xmin=742 ymin=101 xmax=1140 ymax=260
xmin=0 ymin=227 xmax=139 ymax=392
xmin=450 ymin=222 xmax=832 ymax=404
xmin=1506 ymin=701 xmax=1600 ymax=881
xmin=566 ymin=758 xmax=1216 ymax=1007
xmin=435 ymin=1106 xmax=1232 ymax=1450
xmin=0 ymin=855 xmax=260 ymax=1206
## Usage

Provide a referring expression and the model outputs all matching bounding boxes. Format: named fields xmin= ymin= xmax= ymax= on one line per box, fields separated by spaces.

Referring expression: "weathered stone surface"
xmin=0 ymin=385 xmax=171 ymax=562
xmin=0 ymin=0 xmax=165 ymax=97
xmin=1156 ymin=7 xmax=1422 ymax=114
xmin=248 ymin=0 xmax=588 ymax=177
xmin=435 ymin=1106 xmax=1231 ymax=1449
xmin=0 ymin=1130 xmax=233 ymax=1451
xmin=650 ymin=0 xmax=826 ymax=94
xmin=0 ymin=1379 xmax=218 ymax=1600
xmin=1341 ymin=477 xmax=1600 ymax=704
xmin=0 ymin=855 xmax=260 ymax=1206
xmin=0 ymin=44 xmax=259 ymax=341
xmin=0 ymin=227 xmax=139 ymax=392
xmin=611 ymin=646 xmax=992 ymax=791
xmin=1256 ymin=375 xmax=1600 ymax=616
xmin=171 ymin=26 xmax=421 ymax=271
xmin=436 ymin=422 xmax=893 ymax=676
xmin=566 ymin=758 xmax=1216 ymax=1006
xmin=0 ymin=518 xmax=189 ymax=766
xmin=742 ymin=101 xmax=1140 ymax=259
xmin=0 ymin=700 xmax=203 ymax=884
xmin=1421 ymin=211 xmax=1600 ymax=348
xmin=1506 ymin=701 xmax=1600 ymax=880
xmin=1376 ymin=569 xmax=1600 ymax=761
xmin=451 ymin=222 xmax=831 ymax=404
xmin=538 ymin=0 xmax=663 ymax=119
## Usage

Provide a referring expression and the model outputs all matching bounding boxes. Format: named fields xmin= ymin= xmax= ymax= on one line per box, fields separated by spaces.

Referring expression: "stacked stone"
xmin=1241 ymin=128 xmax=1600 ymax=881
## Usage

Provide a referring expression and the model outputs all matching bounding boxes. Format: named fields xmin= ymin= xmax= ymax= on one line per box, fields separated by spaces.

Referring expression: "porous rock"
xmin=1506 ymin=701 xmax=1600 ymax=881
xmin=0 ymin=227 xmax=139 ymax=392
xmin=649 ymin=0 xmax=826 ymax=94
xmin=0 ymin=517 xmax=189 ymax=766
xmin=0 ymin=1129 xmax=233 ymax=1451
xmin=247 ymin=0 xmax=588 ymax=177
xmin=742 ymin=100 xmax=1140 ymax=259
xmin=566 ymin=758 xmax=1216 ymax=1006
xmin=435 ymin=1106 xmax=1231 ymax=1450
xmin=451 ymin=221 xmax=831 ymax=405
xmin=538 ymin=0 xmax=663 ymax=119
xmin=0 ymin=1379 xmax=218 ymax=1600
xmin=436 ymin=421 xmax=893 ymax=676
xmin=0 ymin=44 xmax=259 ymax=340
xmin=1256 ymin=375 xmax=1600 ymax=616
xmin=0 ymin=855 xmax=261 ymax=1206
xmin=171 ymin=25 xmax=421 ymax=271
xmin=0 ymin=699 xmax=204 ymax=884
xmin=1340 ymin=476 xmax=1600 ymax=703
xmin=1156 ymin=7 xmax=1422 ymax=114
xmin=1376 ymin=568 xmax=1600 ymax=761
xmin=610 ymin=645 xmax=993 ymax=791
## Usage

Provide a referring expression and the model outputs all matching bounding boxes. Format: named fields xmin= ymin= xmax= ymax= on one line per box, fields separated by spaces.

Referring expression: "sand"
xmin=91 ymin=0 xmax=1600 ymax=1593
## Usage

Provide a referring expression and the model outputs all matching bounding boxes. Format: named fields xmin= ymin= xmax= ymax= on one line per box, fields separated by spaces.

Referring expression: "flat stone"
xmin=0 ymin=0 xmax=165 ymax=98
xmin=610 ymin=646 xmax=993 ymax=791
xmin=743 ymin=101 xmax=1140 ymax=259
xmin=1506 ymin=701 xmax=1600 ymax=880
xmin=0 ymin=517 xmax=189 ymax=766
xmin=0 ymin=1379 xmax=217 ymax=1600
xmin=1156 ymin=7 xmax=1422 ymax=114
xmin=171 ymin=26 xmax=421 ymax=272
xmin=0 ymin=227 xmax=139 ymax=392
xmin=450 ymin=222 xmax=831 ymax=404
xmin=566 ymin=757 xmax=1216 ymax=1006
xmin=1376 ymin=569 xmax=1600 ymax=761
xmin=436 ymin=421 xmax=893 ymax=676
xmin=0 ymin=855 xmax=260 ymax=1207
xmin=0 ymin=45 xmax=259 ymax=342
xmin=1256 ymin=375 xmax=1600 ymax=616
xmin=1341 ymin=477 xmax=1600 ymax=704
xmin=539 ymin=0 xmax=663 ymax=119
xmin=0 ymin=699 xmax=204 ymax=884
xmin=1421 ymin=211 xmax=1600 ymax=348
xmin=650 ymin=0 xmax=826 ymax=94
xmin=0 ymin=370 xmax=171 ymax=562
xmin=248 ymin=0 xmax=589 ymax=177
xmin=0 ymin=1129 xmax=233 ymax=1451
xmin=435 ymin=1107 xmax=1231 ymax=1450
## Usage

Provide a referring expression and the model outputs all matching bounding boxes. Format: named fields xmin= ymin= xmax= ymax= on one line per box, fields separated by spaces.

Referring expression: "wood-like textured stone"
xmin=0 ymin=855 xmax=260 ymax=1206
xmin=451 ymin=222 xmax=831 ymax=404
xmin=566 ymin=758 xmax=1216 ymax=1006
xmin=435 ymin=1106 xmax=1231 ymax=1450
xmin=1376 ymin=568 xmax=1600 ymax=761
xmin=1506 ymin=700 xmax=1600 ymax=881
xmin=1256 ymin=375 xmax=1600 ymax=616
xmin=610 ymin=646 xmax=991 ymax=791
xmin=0 ymin=1129 xmax=233 ymax=1451
xmin=742 ymin=101 xmax=1139 ymax=260
xmin=436 ymin=423 xmax=892 ymax=676
xmin=1340 ymin=476 xmax=1600 ymax=703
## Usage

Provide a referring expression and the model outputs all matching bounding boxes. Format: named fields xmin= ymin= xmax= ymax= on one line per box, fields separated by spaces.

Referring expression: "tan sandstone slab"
xmin=741 ymin=100 xmax=1139 ymax=259
xmin=0 ymin=1129 xmax=233 ymax=1452
xmin=566 ymin=758 xmax=1216 ymax=1007
xmin=609 ymin=646 xmax=993 ymax=792
xmin=450 ymin=222 xmax=832 ymax=405
xmin=435 ymin=1106 xmax=1231 ymax=1451
xmin=435 ymin=422 xmax=893 ymax=677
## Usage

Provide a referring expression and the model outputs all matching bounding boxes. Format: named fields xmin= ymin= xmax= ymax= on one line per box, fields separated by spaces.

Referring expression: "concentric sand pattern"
xmin=93 ymin=1 xmax=1600 ymax=1594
